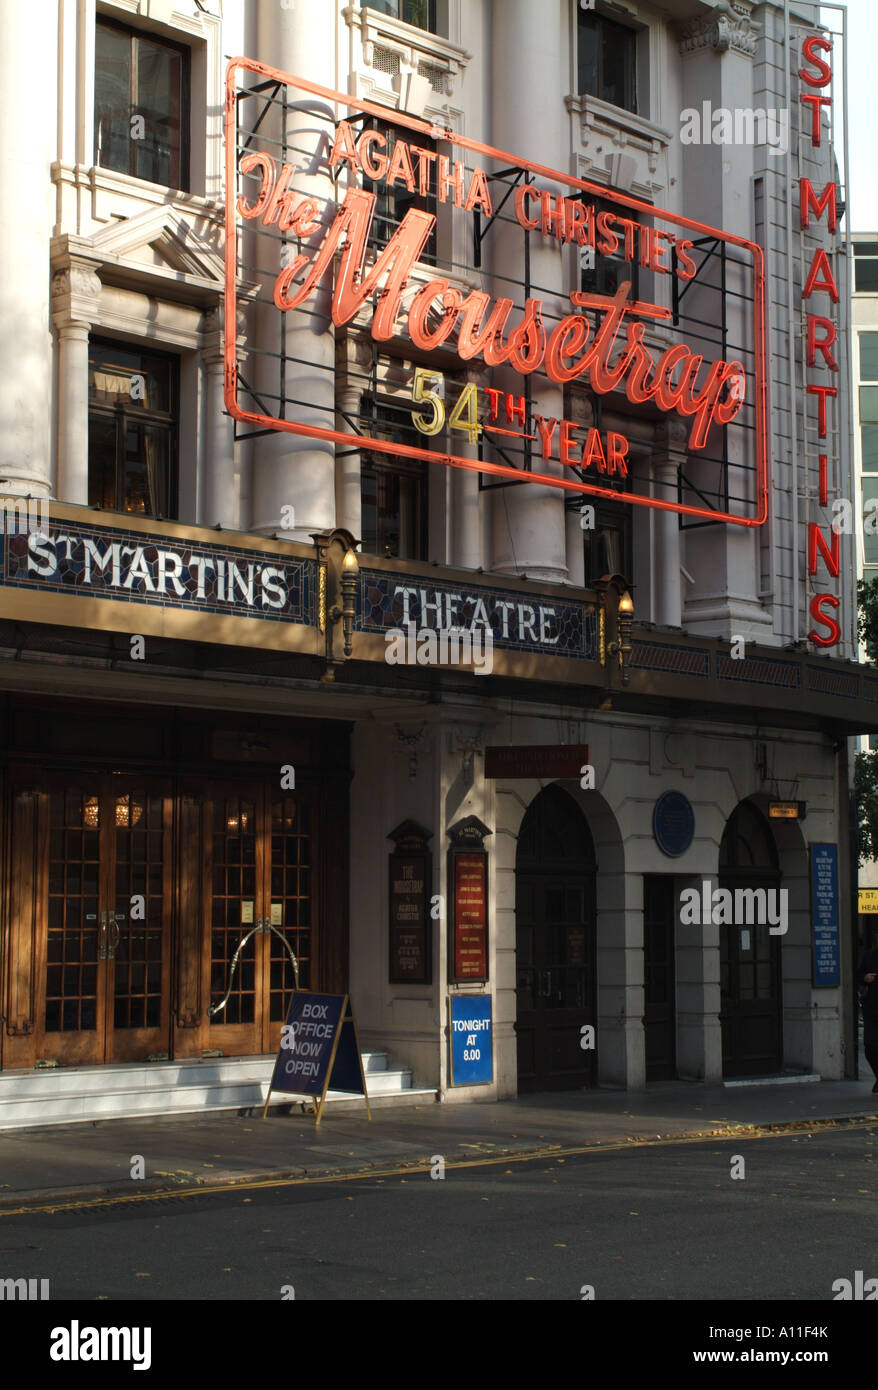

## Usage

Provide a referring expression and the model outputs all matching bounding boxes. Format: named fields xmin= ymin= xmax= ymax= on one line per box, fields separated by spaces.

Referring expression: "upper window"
xmin=361 ymin=121 xmax=437 ymax=265
xmin=88 ymin=339 xmax=179 ymax=519
xmin=362 ymin=0 xmax=436 ymax=31
xmin=578 ymin=9 xmax=637 ymax=114
xmin=855 ymin=243 xmax=878 ymax=294
xmin=581 ymin=495 xmax=632 ymax=588
xmin=94 ymin=17 xmax=190 ymax=190
xmin=360 ymin=403 xmax=428 ymax=560
xmin=580 ymin=201 xmax=640 ymax=301
xmin=861 ymin=333 xmax=878 ymax=382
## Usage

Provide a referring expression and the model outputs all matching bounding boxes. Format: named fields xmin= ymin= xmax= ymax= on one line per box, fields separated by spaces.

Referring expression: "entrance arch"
xmin=719 ymin=800 xmax=783 ymax=1077
xmin=515 ymin=784 xmax=596 ymax=1091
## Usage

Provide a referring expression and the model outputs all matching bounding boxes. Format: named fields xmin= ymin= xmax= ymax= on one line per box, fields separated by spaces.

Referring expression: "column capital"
xmin=51 ymin=257 xmax=102 ymax=330
xmin=201 ymin=304 xmax=247 ymax=367
xmin=677 ymin=3 xmax=757 ymax=59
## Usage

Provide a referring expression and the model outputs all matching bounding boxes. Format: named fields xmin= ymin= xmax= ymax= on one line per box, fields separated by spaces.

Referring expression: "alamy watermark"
xmin=680 ymin=102 xmax=790 ymax=157
xmin=385 ymin=622 xmax=494 ymax=675
xmin=0 ymin=494 xmax=49 ymax=537
xmin=679 ymin=882 xmax=788 ymax=934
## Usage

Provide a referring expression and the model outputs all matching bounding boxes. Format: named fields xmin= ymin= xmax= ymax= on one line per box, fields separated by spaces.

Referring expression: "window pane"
xmin=855 ymin=258 xmax=878 ymax=293
xmin=361 ymin=460 xmax=425 ymax=560
xmin=864 ymin=486 xmax=878 ymax=563
xmin=861 ymin=334 xmax=878 ymax=382
xmin=88 ymin=415 xmax=118 ymax=510
xmin=133 ymin=36 xmax=183 ymax=187
xmin=363 ymin=0 xmax=399 ymax=14
xmin=89 ymin=342 xmax=171 ymax=412
xmin=578 ymin=16 xmax=599 ymax=97
xmin=402 ymin=0 xmax=434 ymax=28
xmin=95 ymin=22 xmax=132 ymax=173
xmin=122 ymin=422 xmax=171 ymax=516
xmin=861 ymin=386 xmax=878 ymax=423
xmin=600 ymin=20 xmax=634 ymax=111
xmin=862 ymin=426 xmax=878 ymax=470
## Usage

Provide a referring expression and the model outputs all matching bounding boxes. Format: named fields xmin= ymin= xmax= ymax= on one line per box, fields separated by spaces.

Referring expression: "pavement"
xmin=0 ymin=1069 xmax=876 ymax=1211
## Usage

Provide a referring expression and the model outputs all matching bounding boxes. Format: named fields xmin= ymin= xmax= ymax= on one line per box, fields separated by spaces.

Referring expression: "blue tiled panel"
xmin=357 ymin=569 xmax=596 ymax=659
xmin=0 ymin=524 xmax=315 ymax=627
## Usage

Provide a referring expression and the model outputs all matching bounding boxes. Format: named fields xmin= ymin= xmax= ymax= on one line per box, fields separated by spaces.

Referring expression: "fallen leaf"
xmin=135 ymin=1273 xmax=150 ymax=1278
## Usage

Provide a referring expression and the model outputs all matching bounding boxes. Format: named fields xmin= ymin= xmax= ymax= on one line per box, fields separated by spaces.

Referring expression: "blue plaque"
xmin=449 ymin=994 xmax=493 ymax=1086
xmin=653 ymin=791 xmax=695 ymax=857
xmin=811 ymin=843 xmax=840 ymax=987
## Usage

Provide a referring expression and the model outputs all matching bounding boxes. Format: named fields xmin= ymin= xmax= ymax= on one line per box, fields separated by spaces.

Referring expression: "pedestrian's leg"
xmin=863 ymin=1017 xmax=878 ymax=1089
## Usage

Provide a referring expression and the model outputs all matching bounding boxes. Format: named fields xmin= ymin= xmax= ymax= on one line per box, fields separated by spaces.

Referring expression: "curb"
xmin=1 ymin=1107 xmax=876 ymax=1215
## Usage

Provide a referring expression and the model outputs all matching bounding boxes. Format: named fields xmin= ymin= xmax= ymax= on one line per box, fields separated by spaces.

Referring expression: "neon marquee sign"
xmin=224 ymin=58 xmax=768 ymax=527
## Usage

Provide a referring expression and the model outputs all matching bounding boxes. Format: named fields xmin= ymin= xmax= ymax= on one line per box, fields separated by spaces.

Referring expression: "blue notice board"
xmin=811 ymin=843 xmax=840 ymax=987
xmin=449 ymin=994 xmax=493 ymax=1086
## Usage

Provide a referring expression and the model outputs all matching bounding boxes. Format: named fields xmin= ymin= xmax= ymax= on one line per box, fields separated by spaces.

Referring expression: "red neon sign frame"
xmin=224 ymin=57 xmax=769 ymax=528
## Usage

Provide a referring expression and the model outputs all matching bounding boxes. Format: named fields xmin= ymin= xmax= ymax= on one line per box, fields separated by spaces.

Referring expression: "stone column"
xmin=251 ymin=2 xmax=337 ymax=540
xmin=51 ymin=259 xmax=102 ymax=506
xmin=335 ymin=382 xmax=363 ymax=540
xmin=0 ymin=0 xmax=55 ymax=500
xmin=676 ymin=872 xmax=723 ymax=1081
xmin=489 ymin=0 xmax=567 ymax=583
xmin=451 ymin=368 xmax=484 ymax=570
xmin=202 ymin=308 xmax=238 ymax=529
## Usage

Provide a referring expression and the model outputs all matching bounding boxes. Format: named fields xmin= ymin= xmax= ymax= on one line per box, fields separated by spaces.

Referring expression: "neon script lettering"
xmin=240 ymin=157 xmax=746 ymax=450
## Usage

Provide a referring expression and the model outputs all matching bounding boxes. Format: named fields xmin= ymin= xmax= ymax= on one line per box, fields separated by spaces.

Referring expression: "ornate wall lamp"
xmin=595 ymin=573 xmax=635 ymax=687
xmin=312 ymin=528 xmax=360 ymax=681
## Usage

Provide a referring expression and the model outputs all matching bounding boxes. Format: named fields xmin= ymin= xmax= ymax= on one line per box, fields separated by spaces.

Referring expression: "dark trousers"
xmin=865 ymin=1015 xmax=878 ymax=1080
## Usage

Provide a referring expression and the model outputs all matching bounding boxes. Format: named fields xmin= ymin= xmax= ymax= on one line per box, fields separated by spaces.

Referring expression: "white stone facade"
xmin=0 ymin=0 xmax=867 ymax=1101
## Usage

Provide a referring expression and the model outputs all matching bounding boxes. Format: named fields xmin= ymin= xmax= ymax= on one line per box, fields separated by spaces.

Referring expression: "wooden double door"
xmin=8 ymin=773 xmax=315 ymax=1066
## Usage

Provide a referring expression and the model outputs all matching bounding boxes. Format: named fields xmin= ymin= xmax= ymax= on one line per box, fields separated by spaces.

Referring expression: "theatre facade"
xmin=0 ymin=0 xmax=874 ymax=1120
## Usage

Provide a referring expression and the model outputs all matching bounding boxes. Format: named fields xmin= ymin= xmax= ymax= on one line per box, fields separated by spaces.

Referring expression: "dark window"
xmin=361 ymin=121 xmax=437 ymax=265
xmin=855 ymin=246 xmax=878 ymax=293
xmin=580 ymin=200 xmax=640 ymax=300
xmin=362 ymin=0 xmax=436 ymax=31
xmin=578 ymin=10 xmax=637 ymax=114
xmin=88 ymin=339 xmax=179 ymax=519
xmin=360 ymin=405 xmax=428 ymax=560
xmin=861 ymin=333 xmax=878 ymax=382
xmin=869 ymin=735 xmax=878 ymax=752
xmin=94 ymin=17 xmax=189 ymax=189
xmin=582 ymin=495 xmax=632 ymax=587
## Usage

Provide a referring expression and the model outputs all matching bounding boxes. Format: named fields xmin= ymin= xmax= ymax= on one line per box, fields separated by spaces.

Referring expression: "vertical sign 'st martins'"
xmin=799 ymin=33 xmax=843 ymax=650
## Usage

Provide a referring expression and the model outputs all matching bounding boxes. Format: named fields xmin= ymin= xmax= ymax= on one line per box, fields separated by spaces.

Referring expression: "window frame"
xmin=362 ymin=0 xmax=437 ymax=34
xmin=94 ymin=14 xmax=191 ymax=192
xmin=577 ymin=8 xmax=638 ymax=115
xmin=359 ymin=398 xmax=429 ymax=561
xmin=87 ymin=336 xmax=180 ymax=520
xmin=360 ymin=118 xmax=438 ymax=266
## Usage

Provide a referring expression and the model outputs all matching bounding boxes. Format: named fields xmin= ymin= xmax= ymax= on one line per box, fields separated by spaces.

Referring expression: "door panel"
xmin=720 ymin=905 xmax=782 ymax=1076
xmin=37 ymin=776 xmax=172 ymax=1065
xmin=206 ymin=782 xmax=313 ymax=1056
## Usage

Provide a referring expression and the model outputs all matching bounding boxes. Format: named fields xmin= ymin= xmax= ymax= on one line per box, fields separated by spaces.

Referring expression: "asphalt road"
xmin=0 ymin=1126 xmax=875 ymax=1302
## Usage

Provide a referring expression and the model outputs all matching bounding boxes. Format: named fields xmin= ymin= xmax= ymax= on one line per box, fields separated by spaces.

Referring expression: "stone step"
xmin=0 ymin=1052 xmax=431 ymax=1130
xmin=0 ymin=1051 xmax=389 ymax=1100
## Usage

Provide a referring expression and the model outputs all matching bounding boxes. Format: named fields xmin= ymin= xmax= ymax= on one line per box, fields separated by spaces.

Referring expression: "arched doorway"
xmin=515 ymin=785 xmax=596 ymax=1091
xmin=719 ymin=801 xmax=783 ymax=1077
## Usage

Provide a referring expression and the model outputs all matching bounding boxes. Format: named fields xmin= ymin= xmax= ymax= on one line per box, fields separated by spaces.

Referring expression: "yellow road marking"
xmin=0 ymin=1113 xmax=874 ymax=1219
